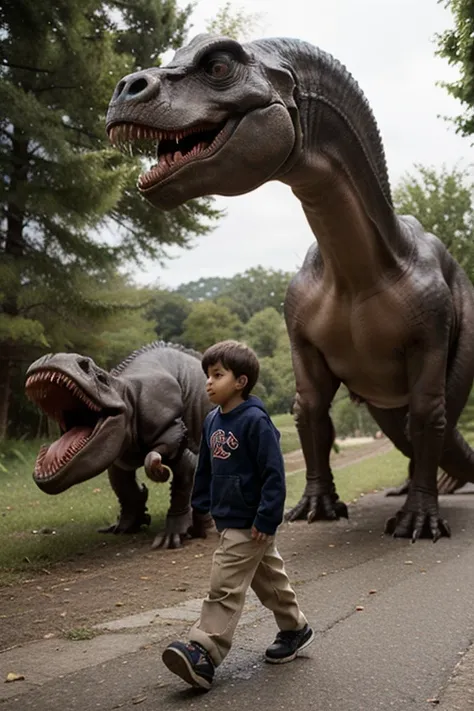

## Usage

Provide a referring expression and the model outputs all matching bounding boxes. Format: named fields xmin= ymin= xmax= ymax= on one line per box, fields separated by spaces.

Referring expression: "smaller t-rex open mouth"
xmin=108 ymin=120 xmax=231 ymax=190
xmin=25 ymin=370 xmax=110 ymax=481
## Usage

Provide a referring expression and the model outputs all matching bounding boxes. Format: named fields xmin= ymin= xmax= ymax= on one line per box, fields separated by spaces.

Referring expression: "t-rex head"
xmin=106 ymin=34 xmax=301 ymax=210
xmin=25 ymin=353 xmax=129 ymax=494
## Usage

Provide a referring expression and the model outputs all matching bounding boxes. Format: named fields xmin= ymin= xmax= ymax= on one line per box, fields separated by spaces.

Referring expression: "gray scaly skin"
xmin=25 ymin=342 xmax=213 ymax=549
xmin=106 ymin=35 xmax=474 ymax=541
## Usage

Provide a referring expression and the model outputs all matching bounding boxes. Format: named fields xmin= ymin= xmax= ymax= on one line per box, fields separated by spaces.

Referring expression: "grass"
xmin=63 ymin=627 xmax=101 ymax=641
xmin=4 ymin=405 xmax=473 ymax=582
xmin=0 ymin=441 xmax=171 ymax=579
xmin=272 ymin=413 xmax=302 ymax=454
xmin=286 ymin=447 xmax=406 ymax=507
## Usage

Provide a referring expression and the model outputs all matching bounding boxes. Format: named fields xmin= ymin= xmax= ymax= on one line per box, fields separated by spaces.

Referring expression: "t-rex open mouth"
xmin=108 ymin=120 xmax=232 ymax=190
xmin=25 ymin=370 xmax=108 ymax=481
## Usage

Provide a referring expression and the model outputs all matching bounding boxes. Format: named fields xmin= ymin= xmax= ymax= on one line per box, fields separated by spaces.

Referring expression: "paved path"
xmin=2 ymin=491 xmax=474 ymax=710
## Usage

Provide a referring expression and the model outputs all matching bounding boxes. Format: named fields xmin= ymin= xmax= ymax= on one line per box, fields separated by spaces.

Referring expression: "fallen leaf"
xmin=5 ymin=672 xmax=25 ymax=683
xmin=132 ymin=695 xmax=147 ymax=705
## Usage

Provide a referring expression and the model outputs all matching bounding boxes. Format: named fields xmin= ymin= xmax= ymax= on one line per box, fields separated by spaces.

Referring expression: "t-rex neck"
xmin=280 ymin=49 xmax=412 ymax=293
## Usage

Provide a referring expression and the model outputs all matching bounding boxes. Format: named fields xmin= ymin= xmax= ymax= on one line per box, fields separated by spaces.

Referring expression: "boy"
xmin=162 ymin=340 xmax=313 ymax=690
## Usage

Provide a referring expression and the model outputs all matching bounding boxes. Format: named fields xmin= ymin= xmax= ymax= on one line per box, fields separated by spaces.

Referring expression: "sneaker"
xmin=162 ymin=640 xmax=215 ymax=690
xmin=265 ymin=624 xmax=315 ymax=664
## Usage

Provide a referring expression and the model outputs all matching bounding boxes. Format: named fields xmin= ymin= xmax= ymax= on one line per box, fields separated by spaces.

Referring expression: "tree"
xmin=244 ymin=307 xmax=284 ymax=358
xmin=331 ymin=388 xmax=378 ymax=438
xmin=436 ymin=0 xmax=474 ymax=137
xmin=180 ymin=301 xmax=243 ymax=352
xmin=258 ymin=329 xmax=295 ymax=414
xmin=0 ymin=0 xmax=220 ymax=439
xmin=6 ymin=272 xmax=157 ymax=437
xmin=146 ymin=290 xmax=192 ymax=342
xmin=177 ymin=267 xmax=294 ymax=322
xmin=393 ymin=164 xmax=474 ymax=281
xmin=205 ymin=1 xmax=263 ymax=41
xmin=176 ymin=276 xmax=232 ymax=302
xmin=222 ymin=267 xmax=293 ymax=321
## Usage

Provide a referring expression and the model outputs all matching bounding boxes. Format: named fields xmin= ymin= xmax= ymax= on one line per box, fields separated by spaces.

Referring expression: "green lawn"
xmin=0 ymin=442 xmax=171 ymax=579
xmin=272 ymin=413 xmax=301 ymax=453
xmin=3 ymin=405 xmax=473 ymax=582
xmin=286 ymin=447 xmax=406 ymax=506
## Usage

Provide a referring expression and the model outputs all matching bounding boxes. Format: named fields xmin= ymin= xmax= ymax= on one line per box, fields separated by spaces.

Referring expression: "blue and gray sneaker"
xmin=265 ymin=624 xmax=315 ymax=664
xmin=162 ymin=640 xmax=215 ymax=690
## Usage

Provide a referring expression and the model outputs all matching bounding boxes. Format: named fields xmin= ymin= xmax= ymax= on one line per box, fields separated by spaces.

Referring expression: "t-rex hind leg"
xmin=385 ymin=458 xmax=464 ymax=496
xmin=99 ymin=464 xmax=151 ymax=534
xmin=151 ymin=448 xmax=213 ymax=550
xmin=439 ymin=429 xmax=474 ymax=488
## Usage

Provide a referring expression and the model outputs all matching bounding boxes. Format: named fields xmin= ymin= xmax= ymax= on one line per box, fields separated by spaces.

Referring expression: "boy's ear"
xmin=236 ymin=375 xmax=248 ymax=392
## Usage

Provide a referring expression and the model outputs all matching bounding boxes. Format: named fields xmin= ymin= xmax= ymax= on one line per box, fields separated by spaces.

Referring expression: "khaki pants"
xmin=190 ymin=528 xmax=307 ymax=666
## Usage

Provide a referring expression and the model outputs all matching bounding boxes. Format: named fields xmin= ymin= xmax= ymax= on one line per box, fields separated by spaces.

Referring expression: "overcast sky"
xmin=132 ymin=0 xmax=469 ymax=289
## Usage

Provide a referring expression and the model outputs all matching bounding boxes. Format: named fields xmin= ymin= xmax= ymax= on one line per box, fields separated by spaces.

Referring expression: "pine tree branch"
xmin=34 ymin=85 xmax=79 ymax=93
xmin=1 ymin=61 xmax=52 ymax=74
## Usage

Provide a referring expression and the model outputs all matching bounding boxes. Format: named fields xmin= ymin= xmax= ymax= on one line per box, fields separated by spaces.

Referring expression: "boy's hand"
xmin=251 ymin=525 xmax=269 ymax=543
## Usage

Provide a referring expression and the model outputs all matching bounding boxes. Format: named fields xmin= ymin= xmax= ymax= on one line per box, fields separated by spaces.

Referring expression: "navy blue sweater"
xmin=191 ymin=396 xmax=286 ymax=535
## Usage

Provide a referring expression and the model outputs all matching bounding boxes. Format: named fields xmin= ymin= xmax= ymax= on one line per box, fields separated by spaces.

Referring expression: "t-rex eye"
xmin=204 ymin=55 xmax=232 ymax=79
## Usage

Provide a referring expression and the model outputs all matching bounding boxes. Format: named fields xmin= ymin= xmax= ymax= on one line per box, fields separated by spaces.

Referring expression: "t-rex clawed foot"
xmin=384 ymin=491 xmax=451 ymax=542
xmin=151 ymin=508 xmax=193 ymax=550
xmin=285 ymin=494 xmax=348 ymax=523
xmin=152 ymin=510 xmax=215 ymax=550
xmin=187 ymin=510 xmax=215 ymax=539
xmin=98 ymin=483 xmax=151 ymax=534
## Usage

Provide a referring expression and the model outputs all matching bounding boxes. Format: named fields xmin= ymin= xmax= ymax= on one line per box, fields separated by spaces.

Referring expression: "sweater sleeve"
xmin=191 ymin=424 xmax=212 ymax=514
xmin=252 ymin=417 xmax=286 ymax=535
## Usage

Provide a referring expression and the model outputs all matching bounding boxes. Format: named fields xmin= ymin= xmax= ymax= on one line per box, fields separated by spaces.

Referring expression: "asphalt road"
xmin=3 ymin=490 xmax=474 ymax=711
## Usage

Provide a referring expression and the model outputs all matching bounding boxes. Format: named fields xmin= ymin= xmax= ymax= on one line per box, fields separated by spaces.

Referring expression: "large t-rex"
xmin=25 ymin=342 xmax=212 ymax=548
xmin=106 ymin=35 xmax=474 ymax=541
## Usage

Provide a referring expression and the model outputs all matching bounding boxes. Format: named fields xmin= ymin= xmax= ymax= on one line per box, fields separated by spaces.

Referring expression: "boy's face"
xmin=206 ymin=361 xmax=246 ymax=410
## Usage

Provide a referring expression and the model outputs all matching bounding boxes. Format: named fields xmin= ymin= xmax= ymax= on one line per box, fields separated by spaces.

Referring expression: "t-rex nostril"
xmin=115 ymin=80 xmax=126 ymax=98
xmin=126 ymin=77 xmax=148 ymax=97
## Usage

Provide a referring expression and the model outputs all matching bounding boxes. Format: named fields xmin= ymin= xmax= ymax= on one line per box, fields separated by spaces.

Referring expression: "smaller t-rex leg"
xmin=99 ymin=464 xmax=150 ymax=534
xmin=151 ymin=448 xmax=213 ymax=550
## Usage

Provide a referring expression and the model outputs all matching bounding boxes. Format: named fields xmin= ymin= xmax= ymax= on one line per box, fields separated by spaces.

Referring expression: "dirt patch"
xmin=0 ymin=440 xmax=392 ymax=651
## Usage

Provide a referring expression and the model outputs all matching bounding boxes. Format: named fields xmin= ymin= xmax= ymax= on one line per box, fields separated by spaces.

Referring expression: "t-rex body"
xmin=25 ymin=342 xmax=212 ymax=548
xmin=106 ymin=34 xmax=474 ymax=541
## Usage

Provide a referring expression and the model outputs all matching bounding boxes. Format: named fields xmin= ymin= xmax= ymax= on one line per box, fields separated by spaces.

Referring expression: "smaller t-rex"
xmin=25 ymin=342 xmax=213 ymax=549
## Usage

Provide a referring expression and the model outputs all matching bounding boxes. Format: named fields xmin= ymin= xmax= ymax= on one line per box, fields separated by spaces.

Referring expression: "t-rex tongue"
xmin=43 ymin=427 xmax=93 ymax=468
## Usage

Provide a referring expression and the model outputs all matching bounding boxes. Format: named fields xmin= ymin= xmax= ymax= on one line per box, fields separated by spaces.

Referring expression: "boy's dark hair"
xmin=201 ymin=340 xmax=260 ymax=399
